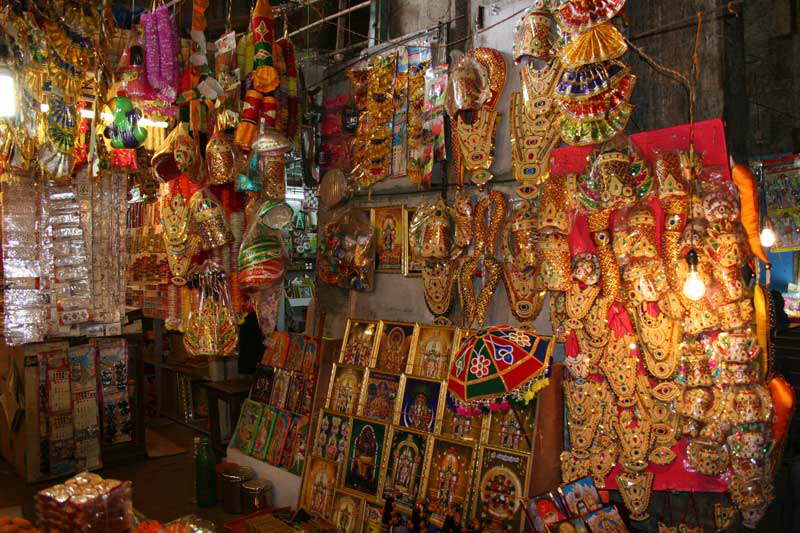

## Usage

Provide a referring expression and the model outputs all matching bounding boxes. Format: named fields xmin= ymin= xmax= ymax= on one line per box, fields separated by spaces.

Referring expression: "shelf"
xmin=288 ymin=297 xmax=312 ymax=307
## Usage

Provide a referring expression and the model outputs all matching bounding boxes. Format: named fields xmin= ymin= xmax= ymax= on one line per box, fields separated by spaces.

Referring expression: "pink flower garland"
xmin=155 ymin=6 xmax=178 ymax=102
xmin=142 ymin=11 xmax=162 ymax=91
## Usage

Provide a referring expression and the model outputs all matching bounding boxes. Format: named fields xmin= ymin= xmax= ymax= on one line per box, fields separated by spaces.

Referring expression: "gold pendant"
xmin=616 ymin=471 xmax=654 ymax=521
xmin=423 ymin=259 xmax=459 ymax=319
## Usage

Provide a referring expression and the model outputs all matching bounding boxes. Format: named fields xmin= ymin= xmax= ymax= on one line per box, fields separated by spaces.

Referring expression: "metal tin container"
xmin=241 ymin=479 xmax=273 ymax=514
xmin=220 ymin=466 xmax=255 ymax=514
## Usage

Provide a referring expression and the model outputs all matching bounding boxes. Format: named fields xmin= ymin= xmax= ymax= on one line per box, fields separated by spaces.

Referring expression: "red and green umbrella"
xmin=447 ymin=325 xmax=554 ymax=410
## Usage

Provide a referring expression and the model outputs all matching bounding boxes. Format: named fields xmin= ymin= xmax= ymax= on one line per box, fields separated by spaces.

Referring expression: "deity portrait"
xmin=301 ymin=457 xmax=337 ymax=518
xmin=475 ymin=448 xmax=529 ymax=533
xmin=340 ymin=319 xmax=378 ymax=367
xmin=332 ymin=492 xmax=363 ymax=533
xmin=583 ymin=506 xmax=626 ymax=533
xmin=558 ymin=476 xmax=601 ymax=517
xmin=373 ymin=206 xmax=404 ymax=272
xmin=489 ymin=408 xmax=534 ymax=452
xmin=362 ymin=371 xmax=400 ymax=422
xmin=330 ymin=366 xmax=363 ymax=415
xmin=442 ymin=408 xmax=482 ymax=441
xmin=344 ymin=419 xmax=386 ymax=496
xmin=425 ymin=439 xmax=475 ymax=527
xmin=412 ymin=326 xmax=455 ymax=379
xmin=375 ymin=321 xmax=416 ymax=374
xmin=401 ymin=378 xmax=440 ymax=432
xmin=313 ymin=412 xmax=351 ymax=464
xmin=384 ymin=430 xmax=428 ymax=511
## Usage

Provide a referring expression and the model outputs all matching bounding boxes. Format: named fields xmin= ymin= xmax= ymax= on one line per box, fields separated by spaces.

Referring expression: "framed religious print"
xmin=300 ymin=456 xmax=338 ymax=518
xmin=399 ymin=377 xmax=442 ymax=432
xmin=285 ymin=373 xmax=305 ymax=413
xmin=474 ymin=446 xmax=531 ymax=533
xmin=300 ymin=335 xmax=320 ymax=375
xmin=551 ymin=517 xmax=590 ymax=533
xmin=372 ymin=205 xmax=404 ymax=272
xmin=340 ymin=319 xmax=379 ymax=367
xmin=282 ymin=415 xmax=309 ymax=475
xmin=383 ymin=428 xmax=430 ymax=513
xmin=285 ymin=333 xmax=305 ymax=371
xmin=487 ymin=404 xmax=536 ymax=453
xmin=374 ymin=320 xmax=418 ymax=374
xmin=441 ymin=406 xmax=483 ymax=442
xmin=250 ymin=407 xmax=276 ymax=460
xmin=312 ymin=411 xmax=351 ymax=464
xmin=403 ymin=206 xmax=423 ymax=276
xmin=408 ymin=324 xmax=457 ymax=380
xmin=526 ymin=491 xmax=568 ymax=533
xmin=250 ymin=364 xmax=275 ymax=403
xmin=359 ymin=370 xmax=401 ymax=423
xmin=230 ymin=399 xmax=264 ymax=454
xmin=558 ymin=476 xmax=601 ymax=517
xmin=583 ymin=506 xmax=626 ymax=533
xmin=361 ymin=502 xmax=384 ymax=533
xmin=265 ymin=409 xmax=292 ymax=465
xmin=327 ymin=365 xmax=364 ymax=415
xmin=424 ymin=438 xmax=476 ymax=527
xmin=343 ymin=418 xmax=387 ymax=496
xmin=262 ymin=330 xmax=291 ymax=368
xmin=332 ymin=491 xmax=365 ymax=533
xmin=269 ymin=369 xmax=291 ymax=409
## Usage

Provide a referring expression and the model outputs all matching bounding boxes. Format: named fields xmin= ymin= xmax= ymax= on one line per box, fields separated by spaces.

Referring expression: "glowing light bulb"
xmin=760 ymin=227 xmax=776 ymax=248
xmin=40 ymin=103 xmax=49 ymax=112
xmin=0 ymin=68 xmax=17 ymax=118
xmin=683 ymin=270 xmax=706 ymax=301
xmin=682 ymin=248 xmax=706 ymax=301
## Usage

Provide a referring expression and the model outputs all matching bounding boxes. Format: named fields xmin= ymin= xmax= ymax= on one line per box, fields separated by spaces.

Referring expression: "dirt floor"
xmin=0 ymin=421 xmax=238 ymax=529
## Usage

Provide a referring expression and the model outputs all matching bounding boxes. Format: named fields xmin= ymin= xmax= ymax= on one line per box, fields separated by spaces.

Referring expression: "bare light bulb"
xmin=0 ymin=68 xmax=16 ymax=118
xmin=760 ymin=227 xmax=776 ymax=248
xmin=683 ymin=270 xmax=706 ymax=301
xmin=682 ymin=249 xmax=706 ymax=301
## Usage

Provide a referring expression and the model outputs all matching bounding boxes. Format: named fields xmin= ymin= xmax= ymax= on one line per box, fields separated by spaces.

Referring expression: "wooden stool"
xmin=205 ymin=380 xmax=252 ymax=457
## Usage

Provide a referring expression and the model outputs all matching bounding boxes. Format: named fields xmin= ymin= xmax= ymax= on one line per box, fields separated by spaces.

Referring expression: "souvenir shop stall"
xmin=0 ymin=0 xmax=796 ymax=532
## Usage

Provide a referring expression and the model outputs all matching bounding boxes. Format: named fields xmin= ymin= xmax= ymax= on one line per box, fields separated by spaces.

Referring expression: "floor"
xmin=0 ymin=421 xmax=238 ymax=529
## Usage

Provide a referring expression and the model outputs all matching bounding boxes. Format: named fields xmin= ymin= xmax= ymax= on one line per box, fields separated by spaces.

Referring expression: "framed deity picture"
xmin=285 ymin=333 xmax=305 ymax=371
xmin=343 ymin=418 xmax=387 ymax=496
xmin=250 ymin=407 xmax=276 ymax=460
xmin=361 ymin=502 xmax=384 ymax=533
xmin=269 ymin=369 xmax=292 ymax=409
xmin=474 ymin=446 xmax=531 ymax=533
xmin=332 ymin=491 xmax=365 ymax=533
xmin=359 ymin=370 xmax=401 ymax=423
xmin=265 ymin=409 xmax=292 ymax=465
xmin=487 ymin=404 xmax=536 ymax=453
xmin=262 ymin=330 xmax=291 ymax=368
xmin=327 ymin=365 xmax=364 ymax=415
xmin=558 ymin=476 xmax=601 ymax=517
xmin=374 ymin=320 xmax=418 ymax=374
xmin=300 ymin=335 xmax=320 ymax=375
xmin=285 ymin=373 xmax=305 ymax=413
xmin=441 ymin=406 xmax=483 ymax=442
xmin=408 ymin=325 xmax=458 ymax=380
xmin=525 ymin=491 xmax=568 ymax=533
xmin=231 ymin=399 xmax=264 ymax=454
xmin=399 ymin=377 xmax=442 ymax=432
xmin=250 ymin=364 xmax=275 ymax=404
xmin=383 ymin=428 xmax=430 ymax=513
xmin=403 ymin=206 xmax=423 ymax=276
xmin=372 ymin=205 xmax=404 ymax=272
xmin=300 ymin=456 xmax=338 ymax=518
xmin=583 ymin=505 xmax=626 ymax=533
xmin=339 ymin=319 xmax=379 ymax=367
xmin=551 ymin=517 xmax=590 ymax=533
xmin=312 ymin=411 xmax=351 ymax=464
xmin=424 ymin=438 xmax=476 ymax=527
xmin=282 ymin=415 xmax=309 ymax=475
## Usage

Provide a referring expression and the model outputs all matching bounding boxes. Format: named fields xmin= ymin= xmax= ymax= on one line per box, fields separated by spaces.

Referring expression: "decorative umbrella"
xmin=447 ymin=325 xmax=555 ymax=445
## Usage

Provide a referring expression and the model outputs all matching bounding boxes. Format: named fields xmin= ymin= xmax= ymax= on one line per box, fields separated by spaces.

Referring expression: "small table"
xmin=206 ymin=380 xmax=252 ymax=457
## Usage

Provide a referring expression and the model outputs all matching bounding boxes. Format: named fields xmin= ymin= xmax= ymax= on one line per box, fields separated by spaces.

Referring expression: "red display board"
xmin=551 ymin=118 xmax=730 ymax=493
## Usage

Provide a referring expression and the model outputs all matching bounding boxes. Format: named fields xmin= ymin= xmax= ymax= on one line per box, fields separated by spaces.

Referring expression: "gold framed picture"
xmin=343 ymin=417 xmax=389 ymax=497
xmin=408 ymin=324 xmax=458 ymax=380
xmin=402 ymin=206 xmax=423 ymax=276
xmin=372 ymin=205 xmax=404 ymax=273
xmin=383 ymin=427 xmax=431 ymax=513
xmin=423 ymin=437 xmax=476 ymax=527
xmin=441 ymin=406 xmax=484 ymax=442
xmin=327 ymin=365 xmax=364 ymax=415
xmin=486 ymin=405 xmax=536 ymax=453
xmin=339 ymin=318 xmax=379 ymax=367
xmin=311 ymin=410 xmax=352 ymax=464
xmin=373 ymin=320 xmax=418 ymax=374
xmin=359 ymin=370 xmax=402 ymax=423
xmin=473 ymin=446 xmax=531 ymax=532
xmin=399 ymin=376 xmax=443 ymax=432
xmin=331 ymin=491 xmax=365 ymax=533
xmin=361 ymin=502 xmax=384 ymax=533
xmin=299 ymin=456 xmax=338 ymax=518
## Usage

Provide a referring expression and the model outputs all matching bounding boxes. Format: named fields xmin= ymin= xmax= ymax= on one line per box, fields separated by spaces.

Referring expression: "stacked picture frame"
xmin=299 ymin=318 xmax=541 ymax=532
